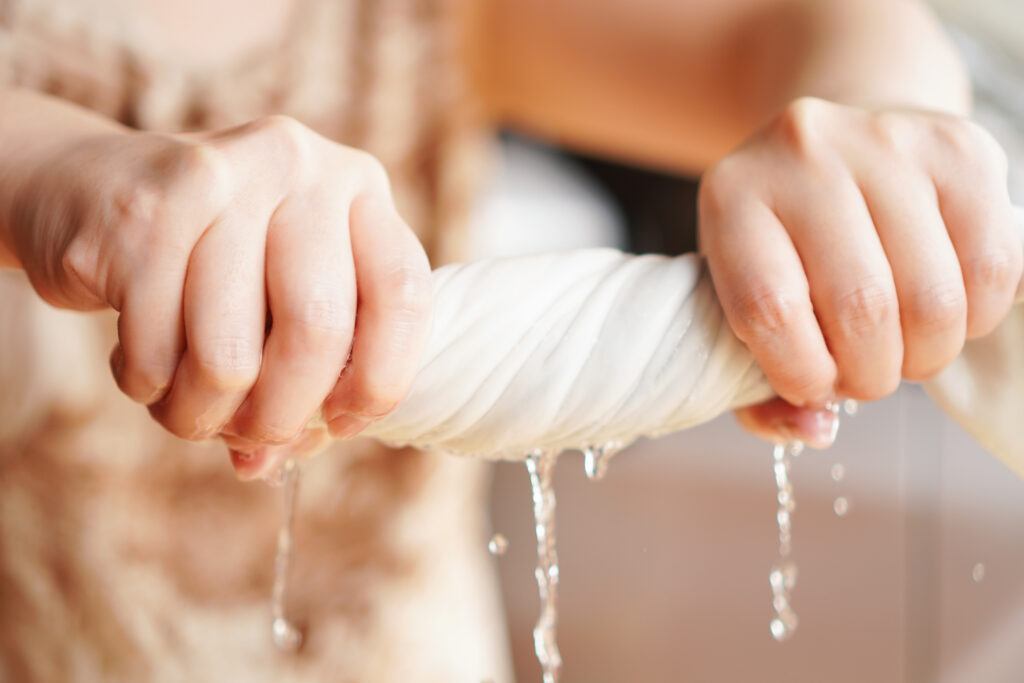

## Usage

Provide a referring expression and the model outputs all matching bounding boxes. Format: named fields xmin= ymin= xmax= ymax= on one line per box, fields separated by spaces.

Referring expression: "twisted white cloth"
xmin=363 ymin=210 xmax=1024 ymax=466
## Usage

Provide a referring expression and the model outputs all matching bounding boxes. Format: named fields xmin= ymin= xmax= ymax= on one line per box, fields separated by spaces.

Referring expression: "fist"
xmin=14 ymin=116 xmax=433 ymax=475
xmin=698 ymin=98 xmax=1023 ymax=445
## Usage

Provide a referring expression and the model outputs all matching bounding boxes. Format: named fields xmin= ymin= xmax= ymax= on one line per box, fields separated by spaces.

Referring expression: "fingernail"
xmin=785 ymin=409 xmax=840 ymax=449
xmin=327 ymin=414 xmax=370 ymax=440
xmin=229 ymin=447 xmax=269 ymax=481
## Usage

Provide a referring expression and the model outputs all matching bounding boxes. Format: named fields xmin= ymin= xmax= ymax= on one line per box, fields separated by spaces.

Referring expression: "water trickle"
xmin=842 ymin=399 xmax=859 ymax=416
xmin=488 ymin=533 xmax=509 ymax=556
xmin=270 ymin=459 xmax=303 ymax=653
xmin=830 ymin=463 xmax=846 ymax=482
xmin=582 ymin=441 xmax=622 ymax=481
xmin=525 ymin=449 xmax=562 ymax=683
xmin=972 ymin=563 xmax=986 ymax=583
xmin=769 ymin=442 xmax=802 ymax=639
xmin=772 ymin=442 xmax=799 ymax=558
xmin=832 ymin=496 xmax=849 ymax=517
xmin=768 ymin=560 xmax=799 ymax=642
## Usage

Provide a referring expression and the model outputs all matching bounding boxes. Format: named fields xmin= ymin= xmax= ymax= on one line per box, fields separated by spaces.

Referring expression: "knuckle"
xmin=252 ymin=115 xmax=312 ymax=177
xmin=351 ymin=150 xmax=391 ymax=193
xmin=962 ymin=249 xmax=1022 ymax=295
xmin=193 ymin=337 xmax=261 ymax=391
xmin=176 ymin=143 xmax=231 ymax=199
xmin=380 ymin=263 xmax=433 ymax=317
xmin=347 ymin=379 xmax=403 ymax=418
xmin=698 ymin=159 xmax=742 ymax=218
xmin=833 ymin=280 xmax=897 ymax=339
xmin=284 ymin=299 xmax=354 ymax=351
xmin=870 ymin=111 xmax=916 ymax=155
xmin=841 ymin=370 xmax=901 ymax=402
xmin=114 ymin=183 xmax=163 ymax=226
xmin=902 ymin=280 xmax=966 ymax=333
xmin=729 ymin=286 xmax=805 ymax=340
xmin=237 ymin=418 xmax=300 ymax=445
xmin=121 ymin=357 xmax=173 ymax=404
xmin=772 ymin=96 xmax=827 ymax=158
xmin=778 ymin=368 xmax=834 ymax=406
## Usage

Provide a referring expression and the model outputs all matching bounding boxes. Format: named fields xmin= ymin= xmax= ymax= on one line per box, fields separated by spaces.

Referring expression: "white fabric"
xmin=362 ymin=210 xmax=1023 ymax=464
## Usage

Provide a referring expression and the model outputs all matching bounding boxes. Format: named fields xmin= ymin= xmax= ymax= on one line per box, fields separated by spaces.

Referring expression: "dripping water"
xmin=582 ymin=441 xmax=622 ymax=481
xmin=972 ymin=563 xmax=986 ymax=583
xmin=769 ymin=441 xmax=802 ymax=641
xmin=488 ymin=533 xmax=509 ymax=556
xmin=267 ymin=459 xmax=303 ymax=652
xmin=525 ymin=449 xmax=562 ymax=683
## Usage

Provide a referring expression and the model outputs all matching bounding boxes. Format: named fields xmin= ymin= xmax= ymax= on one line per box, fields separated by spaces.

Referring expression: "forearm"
xmin=478 ymin=0 xmax=970 ymax=173
xmin=0 ymin=88 xmax=126 ymax=268
xmin=770 ymin=0 xmax=970 ymax=117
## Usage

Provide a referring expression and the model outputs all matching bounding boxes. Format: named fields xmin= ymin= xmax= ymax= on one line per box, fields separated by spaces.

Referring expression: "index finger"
xmin=699 ymin=196 xmax=837 ymax=407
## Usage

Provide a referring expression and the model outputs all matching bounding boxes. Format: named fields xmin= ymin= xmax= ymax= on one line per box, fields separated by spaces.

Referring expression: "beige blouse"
xmin=0 ymin=1 xmax=509 ymax=681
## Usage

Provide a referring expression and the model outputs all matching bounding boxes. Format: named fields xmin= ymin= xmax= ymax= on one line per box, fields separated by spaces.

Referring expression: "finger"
xmin=929 ymin=122 xmax=1023 ymax=339
xmin=323 ymin=194 xmax=433 ymax=436
xmin=855 ymin=173 xmax=966 ymax=381
xmin=227 ymin=192 xmax=355 ymax=449
xmin=224 ymin=426 xmax=330 ymax=482
xmin=734 ymin=399 xmax=840 ymax=449
xmin=699 ymin=186 xmax=836 ymax=408
xmin=113 ymin=258 xmax=187 ymax=404
xmin=778 ymin=171 xmax=902 ymax=401
xmin=148 ymin=210 xmax=266 ymax=440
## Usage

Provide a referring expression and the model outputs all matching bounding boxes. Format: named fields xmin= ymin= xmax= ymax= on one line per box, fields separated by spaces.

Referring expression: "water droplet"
xmin=582 ymin=441 xmax=622 ymax=481
xmin=833 ymin=496 xmax=849 ymax=517
xmin=972 ymin=563 xmax=986 ymax=583
xmin=843 ymin=399 xmax=859 ymax=416
xmin=525 ymin=450 xmax=563 ymax=683
xmin=263 ymin=463 xmax=290 ymax=487
xmin=270 ymin=459 xmax=302 ymax=652
xmin=272 ymin=616 xmax=302 ymax=652
xmin=830 ymin=463 xmax=846 ymax=482
xmin=488 ymin=533 xmax=509 ymax=556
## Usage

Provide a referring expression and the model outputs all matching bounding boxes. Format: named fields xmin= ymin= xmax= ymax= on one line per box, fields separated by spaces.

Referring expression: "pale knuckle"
xmin=698 ymin=160 xmax=743 ymax=217
xmin=833 ymin=281 xmax=897 ymax=338
xmin=252 ymin=115 xmax=312 ymax=175
xmin=193 ymin=337 xmax=261 ymax=390
xmin=380 ymin=264 xmax=433 ymax=316
xmin=730 ymin=287 xmax=804 ymax=339
xmin=903 ymin=281 xmax=966 ymax=333
xmin=284 ymin=300 xmax=353 ymax=351
xmin=870 ymin=111 xmax=916 ymax=155
xmin=962 ymin=249 xmax=1022 ymax=294
xmin=121 ymin=357 xmax=173 ymax=402
xmin=352 ymin=150 xmax=391 ymax=192
xmin=772 ymin=96 xmax=828 ymax=158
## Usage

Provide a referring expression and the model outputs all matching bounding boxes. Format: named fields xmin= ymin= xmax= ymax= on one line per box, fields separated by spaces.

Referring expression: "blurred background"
xmin=477 ymin=1 xmax=1024 ymax=681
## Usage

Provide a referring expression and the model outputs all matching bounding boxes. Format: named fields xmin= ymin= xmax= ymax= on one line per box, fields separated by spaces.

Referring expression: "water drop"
xmin=972 ymin=563 xmax=986 ymax=583
xmin=843 ymin=399 xmax=859 ymax=416
xmin=488 ymin=533 xmax=509 ymax=556
xmin=830 ymin=463 xmax=846 ymax=482
xmin=833 ymin=496 xmax=849 ymax=517
xmin=525 ymin=450 xmax=563 ymax=683
xmin=263 ymin=463 xmax=290 ymax=488
xmin=582 ymin=441 xmax=622 ymax=481
xmin=269 ymin=459 xmax=303 ymax=653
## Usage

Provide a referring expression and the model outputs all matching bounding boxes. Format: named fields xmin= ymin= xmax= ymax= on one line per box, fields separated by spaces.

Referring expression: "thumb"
xmin=734 ymin=398 xmax=840 ymax=450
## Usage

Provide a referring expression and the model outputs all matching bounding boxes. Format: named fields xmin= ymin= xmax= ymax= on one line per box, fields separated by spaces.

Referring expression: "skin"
xmin=470 ymin=0 xmax=1023 ymax=446
xmin=1 ymin=0 xmax=1022 ymax=474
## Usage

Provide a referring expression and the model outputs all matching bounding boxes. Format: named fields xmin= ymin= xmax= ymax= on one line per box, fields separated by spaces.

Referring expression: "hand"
xmin=11 ymin=116 xmax=433 ymax=476
xmin=698 ymin=97 xmax=1023 ymax=447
